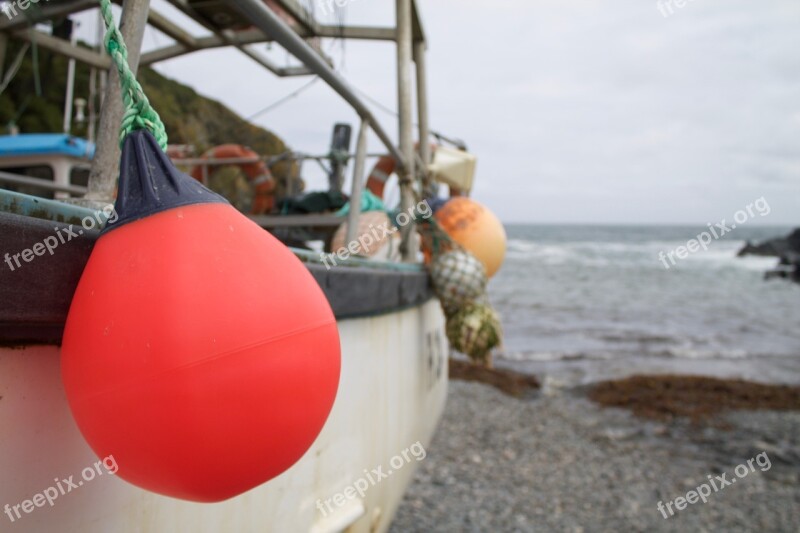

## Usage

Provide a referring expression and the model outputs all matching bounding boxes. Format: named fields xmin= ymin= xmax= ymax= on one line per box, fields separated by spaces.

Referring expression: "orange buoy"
xmin=434 ymin=197 xmax=506 ymax=278
xmin=61 ymin=131 xmax=340 ymax=502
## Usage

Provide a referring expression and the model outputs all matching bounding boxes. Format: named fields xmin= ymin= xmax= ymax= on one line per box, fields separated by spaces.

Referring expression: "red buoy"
xmin=61 ymin=131 xmax=340 ymax=502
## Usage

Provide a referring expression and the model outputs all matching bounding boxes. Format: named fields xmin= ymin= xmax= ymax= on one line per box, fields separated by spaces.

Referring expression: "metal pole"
xmin=229 ymin=0 xmax=406 ymax=171
xmin=0 ymin=171 xmax=88 ymax=195
xmin=85 ymin=0 xmax=151 ymax=203
xmin=63 ymin=30 xmax=79 ymax=134
xmin=345 ymin=118 xmax=369 ymax=249
xmin=0 ymin=34 xmax=8 ymax=81
xmin=414 ymin=40 xmax=432 ymax=194
xmin=328 ymin=123 xmax=352 ymax=193
xmin=88 ymin=8 xmax=105 ymax=144
xmin=87 ymin=66 xmax=97 ymax=143
xmin=98 ymin=9 xmax=108 ymax=108
xmin=396 ymin=0 xmax=416 ymax=261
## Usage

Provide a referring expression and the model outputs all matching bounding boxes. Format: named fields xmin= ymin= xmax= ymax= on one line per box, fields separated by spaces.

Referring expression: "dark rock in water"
xmin=739 ymin=229 xmax=800 ymax=283
xmin=738 ymin=228 xmax=800 ymax=257
xmin=738 ymin=240 xmax=785 ymax=257
xmin=764 ymin=256 xmax=800 ymax=283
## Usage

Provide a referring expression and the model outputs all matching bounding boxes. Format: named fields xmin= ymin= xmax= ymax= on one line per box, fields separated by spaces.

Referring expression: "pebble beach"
xmin=390 ymin=377 xmax=800 ymax=532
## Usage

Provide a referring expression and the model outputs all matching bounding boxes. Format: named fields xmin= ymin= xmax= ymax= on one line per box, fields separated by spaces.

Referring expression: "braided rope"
xmin=417 ymin=215 xmax=460 ymax=256
xmin=99 ymin=0 xmax=168 ymax=150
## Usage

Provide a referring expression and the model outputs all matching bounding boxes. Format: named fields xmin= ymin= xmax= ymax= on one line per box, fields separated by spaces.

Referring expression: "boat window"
xmin=0 ymin=165 xmax=55 ymax=199
xmin=70 ymin=166 xmax=91 ymax=188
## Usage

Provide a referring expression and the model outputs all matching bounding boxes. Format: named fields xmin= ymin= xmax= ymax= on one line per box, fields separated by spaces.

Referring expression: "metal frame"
xmin=171 ymin=152 xmax=389 ymax=168
xmin=395 ymin=0 xmax=415 ymax=260
xmin=0 ymin=170 xmax=88 ymax=195
xmin=229 ymin=0 xmax=407 ymax=170
xmin=0 ymin=0 xmax=432 ymax=261
xmin=345 ymin=118 xmax=369 ymax=247
xmin=156 ymin=0 xmax=315 ymax=77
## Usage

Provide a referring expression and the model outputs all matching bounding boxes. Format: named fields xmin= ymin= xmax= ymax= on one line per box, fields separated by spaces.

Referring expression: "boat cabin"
xmin=0 ymin=133 xmax=94 ymax=199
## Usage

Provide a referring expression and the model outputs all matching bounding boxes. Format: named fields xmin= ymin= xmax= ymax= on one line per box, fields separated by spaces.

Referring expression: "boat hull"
xmin=0 ymin=299 xmax=448 ymax=532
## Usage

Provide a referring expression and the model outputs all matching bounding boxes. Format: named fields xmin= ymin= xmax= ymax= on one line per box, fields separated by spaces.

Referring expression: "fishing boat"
xmin=0 ymin=1 xmax=481 ymax=531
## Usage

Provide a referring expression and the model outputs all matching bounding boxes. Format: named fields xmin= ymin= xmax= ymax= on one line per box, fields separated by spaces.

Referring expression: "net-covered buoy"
xmin=418 ymin=211 xmax=502 ymax=366
xmin=434 ymin=197 xmax=506 ymax=278
xmin=61 ymin=131 xmax=340 ymax=502
xmin=445 ymin=302 xmax=503 ymax=366
xmin=430 ymin=249 xmax=487 ymax=314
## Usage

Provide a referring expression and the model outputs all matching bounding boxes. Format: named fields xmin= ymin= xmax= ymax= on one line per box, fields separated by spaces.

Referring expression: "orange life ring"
xmin=365 ymin=155 xmax=398 ymax=199
xmin=366 ymin=145 xmax=462 ymax=199
xmin=190 ymin=144 xmax=276 ymax=214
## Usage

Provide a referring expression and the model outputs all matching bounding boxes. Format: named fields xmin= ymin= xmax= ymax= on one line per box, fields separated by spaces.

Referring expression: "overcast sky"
xmin=74 ymin=0 xmax=799 ymax=225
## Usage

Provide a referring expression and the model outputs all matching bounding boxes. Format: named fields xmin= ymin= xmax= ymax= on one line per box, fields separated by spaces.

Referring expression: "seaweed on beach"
xmin=589 ymin=374 xmax=800 ymax=423
xmin=448 ymin=358 xmax=540 ymax=398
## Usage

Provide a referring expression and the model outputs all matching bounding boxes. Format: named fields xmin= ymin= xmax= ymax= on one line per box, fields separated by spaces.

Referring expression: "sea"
xmin=490 ymin=224 xmax=800 ymax=386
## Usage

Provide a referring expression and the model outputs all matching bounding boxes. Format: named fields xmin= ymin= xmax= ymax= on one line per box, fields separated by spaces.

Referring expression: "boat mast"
xmin=0 ymin=34 xmax=7 ymax=95
xmin=86 ymin=0 xmax=151 ymax=204
xmin=396 ymin=0 xmax=416 ymax=261
xmin=415 ymin=39 xmax=431 ymax=193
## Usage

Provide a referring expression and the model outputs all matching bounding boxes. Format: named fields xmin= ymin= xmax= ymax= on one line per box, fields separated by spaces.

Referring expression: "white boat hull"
xmin=0 ymin=299 xmax=448 ymax=532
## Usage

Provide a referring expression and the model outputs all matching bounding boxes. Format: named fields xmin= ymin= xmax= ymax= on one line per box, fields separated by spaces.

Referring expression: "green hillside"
xmin=0 ymin=39 xmax=297 ymax=189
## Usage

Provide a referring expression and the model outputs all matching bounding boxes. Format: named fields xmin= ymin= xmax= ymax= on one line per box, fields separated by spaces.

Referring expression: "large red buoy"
xmin=61 ymin=131 xmax=340 ymax=502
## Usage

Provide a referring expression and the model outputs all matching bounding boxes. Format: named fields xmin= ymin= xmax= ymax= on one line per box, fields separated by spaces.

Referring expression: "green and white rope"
xmin=99 ymin=0 xmax=168 ymax=151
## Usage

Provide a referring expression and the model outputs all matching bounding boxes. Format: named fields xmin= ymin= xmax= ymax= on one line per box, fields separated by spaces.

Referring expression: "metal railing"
xmin=0 ymin=170 xmax=88 ymax=195
xmin=171 ymin=152 xmax=389 ymax=168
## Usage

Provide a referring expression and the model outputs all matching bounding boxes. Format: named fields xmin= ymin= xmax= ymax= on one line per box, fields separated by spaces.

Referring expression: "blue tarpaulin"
xmin=0 ymin=134 xmax=95 ymax=159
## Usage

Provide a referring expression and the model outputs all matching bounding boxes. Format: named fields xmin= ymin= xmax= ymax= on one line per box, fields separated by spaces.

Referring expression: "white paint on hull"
xmin=0 ymin=299 xmax=448 ymax=532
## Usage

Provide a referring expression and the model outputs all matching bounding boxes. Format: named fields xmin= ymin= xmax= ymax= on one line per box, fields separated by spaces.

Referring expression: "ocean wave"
xmin=505 ymin=238 xmax=780 ymax=271
xmin=499 ymin=350 xmax=601 ymax=362
xmin=495 ymin=227 xmax=799 ymax=367
xmin=597 ymin=333 xmax=675 ymax=344
xmin=500 ymin=347 xmax=759 ymax=363
xmin=662 ymin=347 xmax=751 ymax=359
